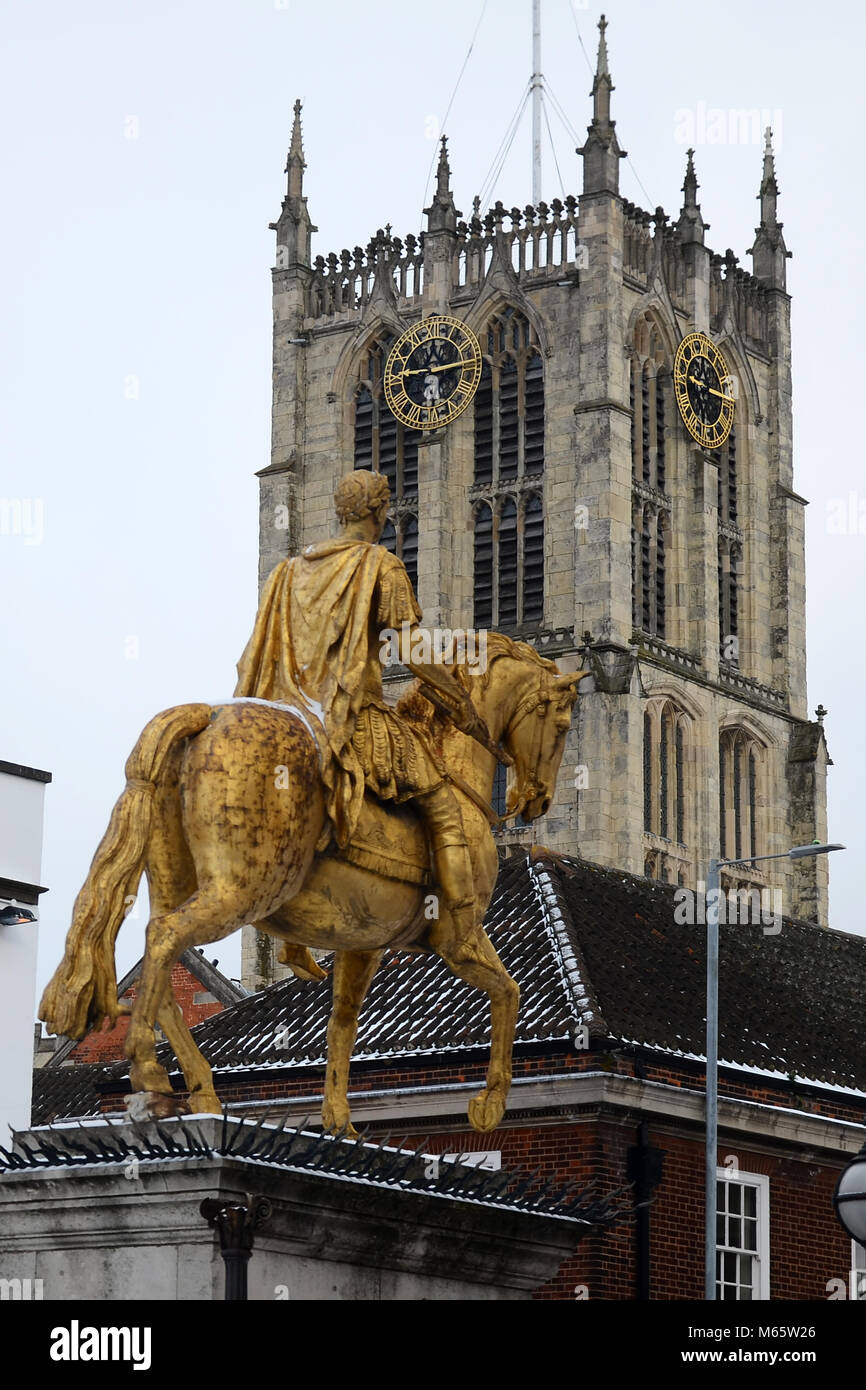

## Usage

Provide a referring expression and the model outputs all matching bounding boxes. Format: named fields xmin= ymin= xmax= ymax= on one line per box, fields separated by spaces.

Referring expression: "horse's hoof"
xmin=322 ymin=1108 xmax=359 ymax=1141
xmin=129 ymin=1061 xmax=172 ymax=1095
xmin=189 ymin=1091 xmax=222 ymax=1115
xmin=125 ymin=1091 xmax=190 ymax=1121
xmin=467 ymin=1088 xmax=506 ymax=1134
xmin=279 ymin=943 xmax=329 ymax=981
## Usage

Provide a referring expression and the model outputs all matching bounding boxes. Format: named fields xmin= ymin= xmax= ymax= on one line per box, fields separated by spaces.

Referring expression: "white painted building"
xmin=0 ymin=759 xmax=50 ymax=1132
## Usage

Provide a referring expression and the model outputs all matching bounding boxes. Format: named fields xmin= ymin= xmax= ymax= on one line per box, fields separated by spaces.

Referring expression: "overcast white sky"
xmin=1 ymin=0 xmax=863 ymax=996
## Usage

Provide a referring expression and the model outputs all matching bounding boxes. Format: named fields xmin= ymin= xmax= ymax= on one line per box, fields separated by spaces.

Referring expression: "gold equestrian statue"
xmin=41 ymin=470 xmax=583 ymax=1134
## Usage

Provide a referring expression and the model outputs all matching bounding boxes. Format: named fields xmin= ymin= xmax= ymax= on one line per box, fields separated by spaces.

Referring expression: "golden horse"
xmin=41 ymin=633 xmax=582 ymax=1135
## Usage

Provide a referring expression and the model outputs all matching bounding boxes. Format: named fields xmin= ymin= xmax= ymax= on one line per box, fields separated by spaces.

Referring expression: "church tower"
xmin=243 ymin=21 xmax=830 ymax=990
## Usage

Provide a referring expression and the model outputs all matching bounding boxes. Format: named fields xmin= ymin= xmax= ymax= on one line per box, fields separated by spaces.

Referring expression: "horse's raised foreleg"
xmin=322 ymin=949 xmax=382 ymax=1139
xmin=430 ymin=918 xmax=519 ymax=1133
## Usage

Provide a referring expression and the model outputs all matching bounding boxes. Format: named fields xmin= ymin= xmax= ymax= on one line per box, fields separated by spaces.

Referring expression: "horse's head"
xmin=501 ymin=662 xmax=585 ymax=822
xmin=461 ymin=635 xmax=584 ymax=823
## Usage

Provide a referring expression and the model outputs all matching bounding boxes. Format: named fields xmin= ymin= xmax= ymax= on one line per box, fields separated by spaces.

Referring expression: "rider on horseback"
xmin=235 ymin=469 xmax=491 ymax=966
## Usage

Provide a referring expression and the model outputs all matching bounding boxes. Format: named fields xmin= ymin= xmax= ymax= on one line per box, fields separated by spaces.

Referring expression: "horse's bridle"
xmin=446 ymin=670 xmax=566 ymax=830
xmin=500 ymin=680 xmax=563 ymax=820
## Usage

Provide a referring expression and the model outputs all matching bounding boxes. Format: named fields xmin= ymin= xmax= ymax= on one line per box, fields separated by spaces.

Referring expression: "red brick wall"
xmin=409 ymin=1120 xmax=851 ymax=1301
xmin=71 ymin=961 xmax=224 ymax=1063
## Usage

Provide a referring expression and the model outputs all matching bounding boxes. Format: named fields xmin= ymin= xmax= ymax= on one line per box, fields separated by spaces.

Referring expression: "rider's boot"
xmin=278 ymin=942 xmax=329 ymax=981
xmin=416 ymin=784 xmax=487 ymax=965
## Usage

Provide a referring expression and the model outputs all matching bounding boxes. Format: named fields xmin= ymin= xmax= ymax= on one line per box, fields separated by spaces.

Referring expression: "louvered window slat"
xmin=656 ymin=514 xmax=666 ymax=639
xmin=498 ymin=499 xmax=518 ymax=626
xmin=643 ymin=712 xmax=653 ymax=832
xmin=473 ymin=503 xmax=493 ymax=628
xmin=655 ymin=373 xmax=666 ymax=492
xmin=354 ymin=386 xmax=373 ymax=470
xmin=474 ymin=361 xmax=494 ymax=485
xmin=378 ymin=409 xmax=397 ymax=499
xmin=720 ymin=738 xmax=728 ymax=858
xmin=381 ymin=518 xmax=396 ymax=555
xmin=401 ymin=514 xmax=418 ymax=596
xmin=402 ymin=429 xmax=420 ymax=498
xmin=499 ymin=360 xmax=519 ymax=480
xmin=659 ymin=709 xmax=670 ymax=839
xmin=642 ymin=370 xmax=651 ymax=484
xmin=641 ymin=510 xmax=652 ymax=631
xmin=473 ymin=312 xmax=545 ymax=632
xmin=676 ymin=722 xmax=684 ymax=843
xmin=524 ymin=352 xmax=544 ymax=476
xmin=523 ymin=493 xmax=544 ymax=624
xmin=733 ymin=739 xmax=742 ymax=860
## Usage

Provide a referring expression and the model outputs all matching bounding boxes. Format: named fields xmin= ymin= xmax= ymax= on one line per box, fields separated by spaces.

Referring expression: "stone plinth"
xmin=0 ymin=1115 xmax=587 ymax=1301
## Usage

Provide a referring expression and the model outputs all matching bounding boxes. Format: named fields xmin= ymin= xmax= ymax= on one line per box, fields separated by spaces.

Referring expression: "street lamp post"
xmin=833 ymin=1142 xmax=866 ymax=1253
xmin=704 ymin=841 xmax=845 ymax=1301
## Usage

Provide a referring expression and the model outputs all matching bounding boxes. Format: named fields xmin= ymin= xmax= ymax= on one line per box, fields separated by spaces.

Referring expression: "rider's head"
xmin=335 ymin=470 xmax=391 ymax=542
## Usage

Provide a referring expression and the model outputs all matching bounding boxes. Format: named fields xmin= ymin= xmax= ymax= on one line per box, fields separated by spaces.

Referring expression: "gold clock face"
xmin=673 ymin=331 xmax=735 ymax=449
xmin=384 ymin=315 xmax=482 ymax=430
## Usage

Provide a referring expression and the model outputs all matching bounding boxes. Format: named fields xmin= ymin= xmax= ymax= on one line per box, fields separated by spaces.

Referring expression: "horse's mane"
xmin=395 ymin=631 xmax=559 ymax=744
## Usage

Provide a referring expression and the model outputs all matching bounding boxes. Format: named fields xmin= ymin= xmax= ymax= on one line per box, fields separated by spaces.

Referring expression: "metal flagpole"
xmin=531 ymin=0 xmax=542 ymax=204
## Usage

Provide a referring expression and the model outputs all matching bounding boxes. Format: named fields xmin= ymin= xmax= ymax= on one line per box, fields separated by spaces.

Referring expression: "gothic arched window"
xmin=629 ymin=318 xmax=672 ymax=641
xmin=472 ymin=308 xmax=545 ymax=630
xmin=719 ymin=728 xmax=765 ymax=863
xmin=473 ymin=308 xmax=542 ymax=486
xmin=718 ymin=426 xmax=737 ymax=524
xmin=633 ymin=502 xmax=667 ymax=638
xmin=643 ymin=699 xmax=691 ymax=881
xmin=717 ymin=425 xmax=742 ymax=666
xmin=718 ymin=539 xmax=741 ymax=666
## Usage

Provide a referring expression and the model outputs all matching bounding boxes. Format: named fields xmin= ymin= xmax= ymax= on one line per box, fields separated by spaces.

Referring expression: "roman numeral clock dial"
xmin=674 ymin=331 xmax=735 ymax=450
xmin=384 ymin=315 xmax=482 ymax=430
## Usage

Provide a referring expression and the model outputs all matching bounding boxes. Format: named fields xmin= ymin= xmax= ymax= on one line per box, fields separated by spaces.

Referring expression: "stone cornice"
xmin=573 ymin=398 xmax=632 ymax=419
xmin=218 ymin=1070 xmax=865 ymax=1157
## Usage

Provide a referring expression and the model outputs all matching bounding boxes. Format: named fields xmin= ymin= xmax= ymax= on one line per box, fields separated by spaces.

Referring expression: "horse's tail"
xmin=39 ymin=703 xmax=212 ymax=1040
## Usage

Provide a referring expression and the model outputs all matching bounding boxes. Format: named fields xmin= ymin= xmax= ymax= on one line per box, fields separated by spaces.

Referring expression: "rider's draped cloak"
xmin=234 ymin=539 xmax=431 ymax=850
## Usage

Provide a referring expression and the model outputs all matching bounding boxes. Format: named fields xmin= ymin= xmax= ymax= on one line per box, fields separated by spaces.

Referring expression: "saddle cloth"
xmin=227 ymin=696 xmax=433 ymax=889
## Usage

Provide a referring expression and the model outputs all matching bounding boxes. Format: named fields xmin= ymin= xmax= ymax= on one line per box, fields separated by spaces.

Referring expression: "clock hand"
xmin=688 ymin=375 xmax=734 ymax=402
xmin=400 ymin=361 xmax=465 ymax=376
